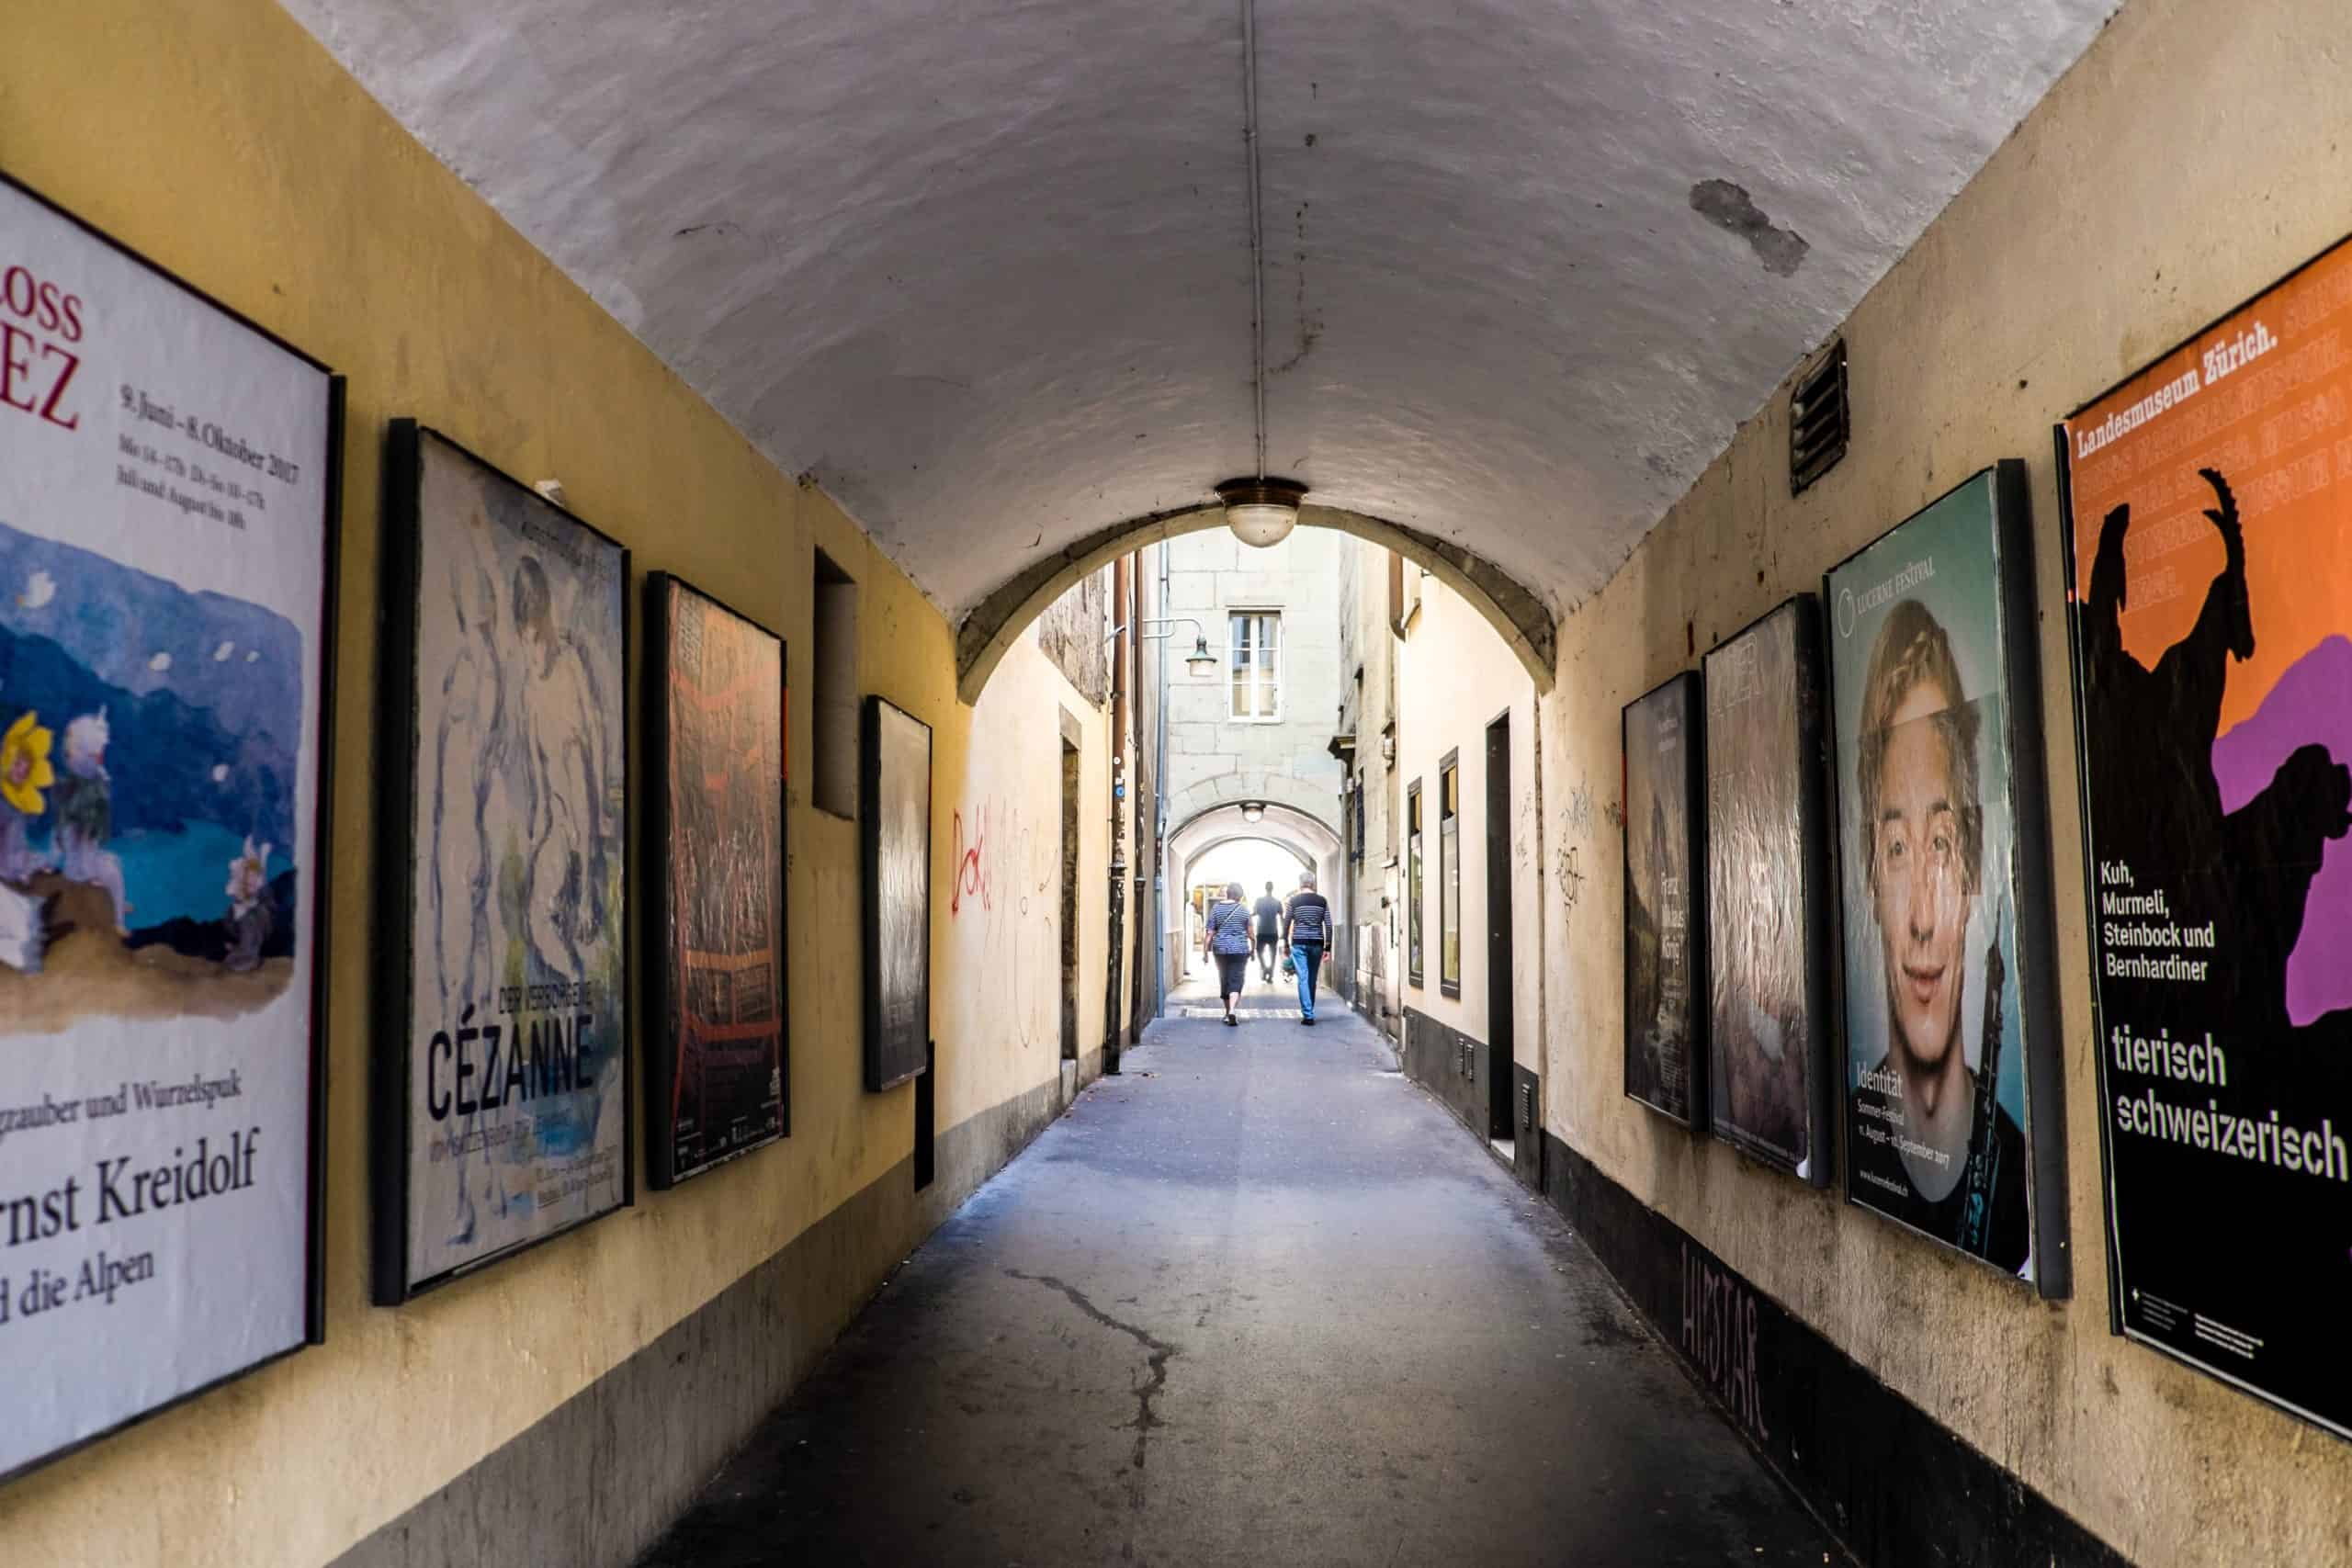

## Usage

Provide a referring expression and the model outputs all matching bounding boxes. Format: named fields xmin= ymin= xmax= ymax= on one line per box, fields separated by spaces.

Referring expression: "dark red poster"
xmin=646 ymin=573 xmax=786 ymax=1187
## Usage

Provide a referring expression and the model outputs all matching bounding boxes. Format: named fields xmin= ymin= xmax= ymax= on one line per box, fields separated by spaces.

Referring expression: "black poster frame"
xmin=860 ymin=694 xmax=933 ymax=1092
xmin=371 ymin=421 xmax=635 ymax=1304
xmin=2053 ymin=225 xmax=2352 ymax=1438
xmin=0 ymin=170 xmax=342 ymax=1487
xmin=1700 ymin=595 xmax=1835 ymax=1187
xmin=1819 ymin=461 xmax=2071 ymax=1297
xmin=641 ymin=571 xmax=789 ymax=1189
xmin=1622 ymin=669 xmax=1709 ymax=1128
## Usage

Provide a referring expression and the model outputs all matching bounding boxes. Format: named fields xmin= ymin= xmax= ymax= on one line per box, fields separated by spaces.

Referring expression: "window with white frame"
xmin=1227 ymin=611 xmax=1283 ymax=721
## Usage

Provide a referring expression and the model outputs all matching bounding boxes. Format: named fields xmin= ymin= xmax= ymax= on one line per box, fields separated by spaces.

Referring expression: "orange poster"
xmin=2062 ymin=240 xmax=2352 ymax=1438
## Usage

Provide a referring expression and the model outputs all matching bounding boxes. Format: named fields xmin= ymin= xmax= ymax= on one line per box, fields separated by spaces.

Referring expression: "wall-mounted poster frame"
xmin=0 ymin=170 xmax=341 ymax=1484
xmin=1823 ymin=463 xmax=2070 ymax=1296
xmin=2058 ymin=231 xmax=2352 ymax=1439
xmin=861 ymin=694 xmax=932 ymax=1091
xmin=373 ymin=422 xmax=632 ymax=1303
xmin=1702 ymin=597 xmax=1833 ymax=1186
xmin=1623 ymin=671 xmax=1707 ymax=1126
xmin=643 ymin=572 xmax=787 ymax=1189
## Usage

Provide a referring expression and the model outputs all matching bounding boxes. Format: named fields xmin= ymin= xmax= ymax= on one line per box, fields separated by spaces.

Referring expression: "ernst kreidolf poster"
xmin=0 ymin=177 xmax=334 ymax=1477
xmin=2063 ymin=238 xmax=2352 ymax=1436
xmin=378 ymin=424 xmax=628 ymax=1301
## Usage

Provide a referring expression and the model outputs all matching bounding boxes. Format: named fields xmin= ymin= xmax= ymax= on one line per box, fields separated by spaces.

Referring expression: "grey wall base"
xmin=1401 ymin=1006 xmax=1488 ymax=1141
xmin=1535 ymin=1133 xmax=2128 ymax=1568
xmin=334 ymin=1067 xmax=1079 ymax=1568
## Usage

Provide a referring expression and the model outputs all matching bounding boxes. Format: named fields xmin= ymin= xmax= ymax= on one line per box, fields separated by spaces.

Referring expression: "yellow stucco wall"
xmin=0 ymin=3 xmax=1106 ymax=1563
xmin=1538 ymin=0 xmax=2352 ymax=1562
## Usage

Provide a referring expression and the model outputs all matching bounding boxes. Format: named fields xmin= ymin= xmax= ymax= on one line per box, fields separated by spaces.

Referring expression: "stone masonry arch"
xmin=956 ymin=503 xmax=1556 ymax=704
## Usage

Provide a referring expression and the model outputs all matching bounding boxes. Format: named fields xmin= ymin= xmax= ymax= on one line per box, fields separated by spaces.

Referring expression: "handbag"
xmin=1212 ymin=902 xmax=1251 ymax=956
xmin=1281 ymin=954 xmax=1295 ymax=978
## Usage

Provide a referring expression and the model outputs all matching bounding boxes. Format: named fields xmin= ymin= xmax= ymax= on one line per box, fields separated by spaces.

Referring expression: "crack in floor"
xmin=1004 ymin=1269 xmax=1179 ymax=1480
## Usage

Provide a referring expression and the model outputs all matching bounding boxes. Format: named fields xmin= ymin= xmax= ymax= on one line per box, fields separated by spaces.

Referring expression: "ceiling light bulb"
xmin=1216 ymin=478 xmax=1307 ymax=549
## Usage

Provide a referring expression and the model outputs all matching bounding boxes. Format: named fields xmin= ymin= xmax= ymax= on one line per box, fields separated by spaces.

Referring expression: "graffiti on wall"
xmin=1680 ymin=1240 xmax=1770 ymax=1441
xmin=951 ymin=805 xmax=994 ymax=917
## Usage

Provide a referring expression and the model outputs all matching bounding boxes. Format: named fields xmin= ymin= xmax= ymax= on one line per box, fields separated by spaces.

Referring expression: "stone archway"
xmin=1164 ymin=799 xmax=1346 ymax=988
xmin=955 ymin=503 xmax=1555 ymax=704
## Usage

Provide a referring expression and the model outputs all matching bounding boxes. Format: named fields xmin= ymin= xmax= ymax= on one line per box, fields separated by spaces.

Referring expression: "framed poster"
xmin=861 ymin=694 xmax=931 ymax=1091
xmin=0 ymin=174 xmax=339 ymax=1481
xmin=1623 ymin=671 xmax=1707 ymax=1125
xmin=373 ymin=423 xmax=629 ymax=1303
xmin=1825 ymin=464 xmax=2069 ymax=1294
xmin=644 ymin=572 xmax=786 ymax=1188
xmin=2060 ymin=235 xmax=2352 ymax=1435
xmin=1702 ymin=598 xmax=1833 ymax=1185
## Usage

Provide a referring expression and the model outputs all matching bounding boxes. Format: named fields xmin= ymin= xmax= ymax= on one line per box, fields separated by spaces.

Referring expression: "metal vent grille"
xmin=1790 ymin=339 xmax=1849 ymax=495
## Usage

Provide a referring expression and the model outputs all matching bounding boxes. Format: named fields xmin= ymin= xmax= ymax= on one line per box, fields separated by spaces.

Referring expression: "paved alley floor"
xmin=637 ymin=989 xmax=1843 ymax=1567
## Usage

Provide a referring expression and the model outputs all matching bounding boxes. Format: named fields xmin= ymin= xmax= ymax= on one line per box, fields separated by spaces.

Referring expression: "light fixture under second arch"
xmin=1216 ymin=477 xmax=1307 ymax=548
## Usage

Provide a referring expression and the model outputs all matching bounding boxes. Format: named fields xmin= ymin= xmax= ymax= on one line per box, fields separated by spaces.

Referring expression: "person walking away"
xmin=1284 ymin=872 xmax=1332 ymax=1024
xmin=1203 ymin=880 xmax=1254 ymax=1027
xmin=1253 ymin=881 xmax=1283 ymax=983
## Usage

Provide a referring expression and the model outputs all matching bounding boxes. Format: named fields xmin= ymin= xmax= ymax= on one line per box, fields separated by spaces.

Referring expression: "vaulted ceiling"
xmin=282 ymin=0 xmax=2118 ymax=620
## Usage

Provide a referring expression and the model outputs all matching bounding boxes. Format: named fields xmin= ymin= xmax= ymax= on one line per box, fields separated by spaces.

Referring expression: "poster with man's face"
xmin=1827 ymin=470 xmax=2042 ymax=1280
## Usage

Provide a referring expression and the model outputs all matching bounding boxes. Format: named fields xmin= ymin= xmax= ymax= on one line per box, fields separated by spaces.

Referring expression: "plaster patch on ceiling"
xmin=277 ymin=0 xmax=2120 ymax=622
xmin=1690 ymin=180 xmax=1809 ymax=277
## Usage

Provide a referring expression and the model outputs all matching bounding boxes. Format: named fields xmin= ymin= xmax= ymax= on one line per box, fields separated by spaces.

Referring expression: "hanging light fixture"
xmin=1184 ymin=633 xmax=1217 ymax=675
xmin=1216 ymin=477 xmax=1307 ymax=549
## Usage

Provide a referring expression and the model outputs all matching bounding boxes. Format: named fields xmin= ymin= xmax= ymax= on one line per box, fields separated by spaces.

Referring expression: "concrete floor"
xmin=637 ymin=985 xmax=1843 ymax=1567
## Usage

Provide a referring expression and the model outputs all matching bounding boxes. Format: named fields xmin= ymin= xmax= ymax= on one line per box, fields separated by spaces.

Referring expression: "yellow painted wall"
xmin=0 ymin=3 xmax=1105 ymax=1563
xmin=1537 ymin=0 xmax=2352 ymax=1561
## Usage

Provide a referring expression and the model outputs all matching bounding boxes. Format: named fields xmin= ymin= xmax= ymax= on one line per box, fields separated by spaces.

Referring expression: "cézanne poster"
xmin=0 ymin=177 xmax=335 ymax=1478
xmin=2063 ymin=239 xmax=2352 ymax=1437
xmin=377 ymin=424 xmax=629 ymax=1301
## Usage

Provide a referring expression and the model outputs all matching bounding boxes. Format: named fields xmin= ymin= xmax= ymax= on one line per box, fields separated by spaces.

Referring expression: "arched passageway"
xmin=30 ymin=4 xmax=2334 ymax=1567
xmin=1164 ymin=804 xmax=1344 ymax=991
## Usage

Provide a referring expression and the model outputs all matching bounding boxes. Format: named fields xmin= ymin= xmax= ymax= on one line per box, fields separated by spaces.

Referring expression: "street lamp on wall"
xmin=1112 ymin=615 xmax=1219 ymax=676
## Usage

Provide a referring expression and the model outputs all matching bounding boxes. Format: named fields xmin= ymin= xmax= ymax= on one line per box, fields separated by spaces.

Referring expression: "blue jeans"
xmin=1292 ymin=942 xmax=1323 ymax=1017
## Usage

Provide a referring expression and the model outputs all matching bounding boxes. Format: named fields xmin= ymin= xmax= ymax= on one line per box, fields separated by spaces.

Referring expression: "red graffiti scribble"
xmin=951 ymin=807 xmax=992 ymax=916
